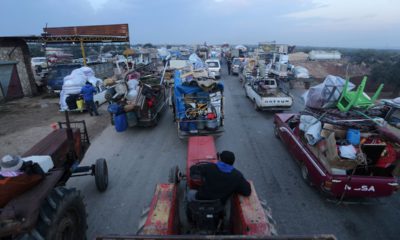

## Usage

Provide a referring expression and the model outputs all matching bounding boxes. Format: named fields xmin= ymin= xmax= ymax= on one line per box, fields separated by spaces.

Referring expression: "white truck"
xmin=244 ymin=77 xmax=293 ymax=111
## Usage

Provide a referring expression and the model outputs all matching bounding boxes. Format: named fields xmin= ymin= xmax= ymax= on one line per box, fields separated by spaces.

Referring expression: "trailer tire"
xmin=95 ymin=158 xmax=109 ymax=192
xmin=24 ymin=187 xmax=87 ymax=240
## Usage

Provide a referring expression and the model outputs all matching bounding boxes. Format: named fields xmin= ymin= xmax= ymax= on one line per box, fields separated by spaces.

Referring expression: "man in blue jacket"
xmin=80 ymin=81 xmax=99 ymax=116
xmin=188 ymin=151 xmax=251 ymax=204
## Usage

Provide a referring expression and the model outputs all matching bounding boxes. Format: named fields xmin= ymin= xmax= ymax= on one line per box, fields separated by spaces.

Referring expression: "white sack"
xmin=300 ymin=115 xmax=322 ymax=145
xmin=339 ymin=145 xmax=357 ymax=159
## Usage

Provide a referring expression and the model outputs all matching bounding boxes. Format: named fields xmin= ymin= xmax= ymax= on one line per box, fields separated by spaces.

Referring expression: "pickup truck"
xmin=244 ymin=77 xmax=293 ymax=111
xmin=274 ymin=113 xmax=400 ymax=199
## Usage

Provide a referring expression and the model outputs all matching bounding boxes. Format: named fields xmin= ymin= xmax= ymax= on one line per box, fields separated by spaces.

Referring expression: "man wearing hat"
xmin=0 ymin=155 xmax=24 ymax=177
xmin=188 ymin=150 xmax=251 ymax=204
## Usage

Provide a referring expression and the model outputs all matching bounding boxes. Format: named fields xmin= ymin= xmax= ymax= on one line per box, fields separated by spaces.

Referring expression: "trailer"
xmin=172 ymin=71 xmax=224 ymax=138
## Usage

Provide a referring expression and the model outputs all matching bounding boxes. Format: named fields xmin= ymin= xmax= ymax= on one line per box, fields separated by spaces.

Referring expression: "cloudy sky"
xmin=1 ymin=0 xmax=399 ymax=48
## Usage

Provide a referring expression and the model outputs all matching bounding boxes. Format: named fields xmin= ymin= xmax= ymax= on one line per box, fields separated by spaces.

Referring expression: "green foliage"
xmin=371 ymin=60 xmax=400 ymax=96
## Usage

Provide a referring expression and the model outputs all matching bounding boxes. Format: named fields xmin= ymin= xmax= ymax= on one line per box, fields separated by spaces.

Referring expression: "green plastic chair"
xmin=337 ymin=76 xmax=384 ymax=112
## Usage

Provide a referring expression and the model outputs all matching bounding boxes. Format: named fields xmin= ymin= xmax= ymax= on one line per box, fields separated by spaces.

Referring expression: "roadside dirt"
xmin=0 ymin=96 xmax=110 ymax=157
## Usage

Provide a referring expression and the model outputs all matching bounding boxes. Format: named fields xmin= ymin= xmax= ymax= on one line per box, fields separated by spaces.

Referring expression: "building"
xmin=0 ymin=37 xmax=38 ymax=101
xmin=308 ymin=50 xmax=342 ymax=61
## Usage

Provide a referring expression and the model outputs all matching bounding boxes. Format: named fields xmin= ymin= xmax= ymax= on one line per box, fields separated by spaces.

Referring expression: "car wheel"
xmin=301 ymin=163 xmax=313 ymax=186
xmin=253 ymin=100 xmax=260 ymax=111
xmin=274 ymin=124 xmax=280 ymax=139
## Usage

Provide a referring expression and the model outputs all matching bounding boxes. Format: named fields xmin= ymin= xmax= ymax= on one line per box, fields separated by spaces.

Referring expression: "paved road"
xmin=70 ymin=66 xmax=400 ymax=240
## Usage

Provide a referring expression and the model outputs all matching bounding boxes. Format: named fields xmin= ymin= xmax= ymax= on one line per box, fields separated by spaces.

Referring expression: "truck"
xmin=274 ymin=111 xmax=400 ymax=200
xmin=172 ymin=71 xmax=224 ymax=138
xmin=108 ymin=66 xmax=170 ymax=127
xmin=244 ymin=77 xmax=293 ymax=111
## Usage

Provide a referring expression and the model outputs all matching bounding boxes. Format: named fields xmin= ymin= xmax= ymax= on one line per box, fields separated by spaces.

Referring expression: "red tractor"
xmin=0 ymin=111 xmax=108 ymax=239
xmin=96 ymin=136 xmax=335 ymax=240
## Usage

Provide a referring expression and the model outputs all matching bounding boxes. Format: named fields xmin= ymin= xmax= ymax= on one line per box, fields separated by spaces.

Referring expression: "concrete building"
xmin=0 ymin=37 xmax=37 ymax=101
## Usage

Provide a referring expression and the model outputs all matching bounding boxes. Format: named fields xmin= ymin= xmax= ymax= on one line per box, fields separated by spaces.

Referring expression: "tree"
xmin=143 ymin=43 xmax=154 ymax=48
xmin=371 ymin=60 xmax=400 ymax=97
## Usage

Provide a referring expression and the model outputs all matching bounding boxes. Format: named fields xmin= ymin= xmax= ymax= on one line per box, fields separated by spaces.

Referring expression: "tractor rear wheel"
xmin=25 ymin=187 xmax=87 ymax=240
xmin=95 ymin=158 xmax=109 ymax=192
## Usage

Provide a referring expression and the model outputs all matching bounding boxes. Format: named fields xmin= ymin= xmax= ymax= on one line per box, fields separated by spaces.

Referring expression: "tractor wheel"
xmin=168 ymin=165 xmax=180 ymax=184
xmin=95 ymin=158 xmax=109 ymax=192
xmin=25 ymin=187 xmax=87 ymax=240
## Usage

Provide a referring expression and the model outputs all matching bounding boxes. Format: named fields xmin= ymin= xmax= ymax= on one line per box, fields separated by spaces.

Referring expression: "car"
xmin=244 ymin=78 xmax=293 ymax=111
xmin=274 ymin=112 xmax=400 ymax=199
xmin=231 ymin=57 xmax=243 ymax=75
xmin=205 ymin=59 xmax=221 ymax=79
xmin=47 ymin=64 xmax=82 ymax=93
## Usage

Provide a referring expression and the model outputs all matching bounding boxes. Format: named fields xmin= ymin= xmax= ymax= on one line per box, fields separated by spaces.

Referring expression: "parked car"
xmin=205 ymin=59 xmax=221 ymax=79
xmin=47 ymin=64 xmax=82 ymax=93
xmin=274 ymin=113 xmax=400 ymax=199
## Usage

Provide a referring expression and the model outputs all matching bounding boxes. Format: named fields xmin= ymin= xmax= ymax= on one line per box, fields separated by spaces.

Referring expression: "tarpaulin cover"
xmin=188 ymin=53 xmax=206 ymax=70
xmin=302 ymin=75 xmax=355 ymax=109
xmin=174 ymin=70 xmax=223 ymax=119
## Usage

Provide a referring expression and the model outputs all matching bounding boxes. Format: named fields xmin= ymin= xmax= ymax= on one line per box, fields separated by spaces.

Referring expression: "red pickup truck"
xmin=274 ymin=113 xmax=400 ymax=199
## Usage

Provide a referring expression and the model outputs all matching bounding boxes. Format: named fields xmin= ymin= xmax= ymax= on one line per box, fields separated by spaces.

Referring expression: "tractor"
xmin=96 ymin=136 xmax=336 ymax=240
xmin=0 ymin=111 xmax=109 ymax=239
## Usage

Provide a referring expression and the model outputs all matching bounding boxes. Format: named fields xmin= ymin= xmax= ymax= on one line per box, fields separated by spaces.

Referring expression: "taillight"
xmin=323 ymin=180 xmax=333 ymax=190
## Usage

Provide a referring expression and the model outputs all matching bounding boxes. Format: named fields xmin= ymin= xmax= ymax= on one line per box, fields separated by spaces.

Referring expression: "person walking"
xmin=227 ymin=58 xmax=232 ymax=75
xmin=80 ymin=81 xmax=99 ymax=116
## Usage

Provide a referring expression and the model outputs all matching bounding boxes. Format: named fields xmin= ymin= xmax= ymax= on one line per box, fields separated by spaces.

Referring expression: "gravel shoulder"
xmin=0 ymin=95 xmax=110 ymax=157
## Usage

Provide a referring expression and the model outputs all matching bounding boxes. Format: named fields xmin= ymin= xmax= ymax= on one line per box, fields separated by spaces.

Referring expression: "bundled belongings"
xmin=108 ymin=68 xmax=169 ymax=129
xmin=298 ymin=111 xmax=399 ymax=176
xmin=173 ymin=70 xmax=224 ymax=138
xmin=59 ymin=66 xmax=104 ymax=111
xmin=302 ymin=75 xmax=355 ymax=109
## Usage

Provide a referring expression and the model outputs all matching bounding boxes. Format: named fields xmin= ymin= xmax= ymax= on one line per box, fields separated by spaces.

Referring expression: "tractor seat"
xmin=187 ymin=199 xmax=225 ymax=233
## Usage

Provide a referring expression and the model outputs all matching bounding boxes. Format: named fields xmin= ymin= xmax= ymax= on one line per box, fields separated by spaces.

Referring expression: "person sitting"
xmin=0 ymin=155 xmax=24 ymax=178
xmin=188 ymin=151 xmax=251 ymax=204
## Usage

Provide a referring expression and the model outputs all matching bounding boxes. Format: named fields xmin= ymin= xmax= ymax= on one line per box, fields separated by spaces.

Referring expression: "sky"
xmin=1 ymin=0 xmax=399 ymax=49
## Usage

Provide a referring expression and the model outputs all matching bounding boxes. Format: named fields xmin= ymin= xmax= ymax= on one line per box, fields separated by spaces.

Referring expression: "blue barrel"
xmin=346 ymin=128 xmax=360 ymax=145
xmin=114 ymin=113 xmax=128 ymax=132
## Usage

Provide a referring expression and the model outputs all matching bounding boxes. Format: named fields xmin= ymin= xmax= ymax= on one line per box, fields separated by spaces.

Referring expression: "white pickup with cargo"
xmin=244 ymin=77 xmax=293 ymax=111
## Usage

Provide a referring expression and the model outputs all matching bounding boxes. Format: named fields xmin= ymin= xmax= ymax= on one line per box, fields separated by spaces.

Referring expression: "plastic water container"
xmin=76 ymin=99 xmax=84 ymax=111
xmin=346 ymin=128 xmax=360 ymax=145
xmin=114 ymin=113 xmax=128 ymax=132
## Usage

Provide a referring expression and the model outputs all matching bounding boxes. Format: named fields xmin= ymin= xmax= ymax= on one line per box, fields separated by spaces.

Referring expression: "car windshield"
xmin=233 ymin=59 xmax=241 ymax=65
xmin=207 ymin=61 xmax=220 ymax=68
xmin=32 ymin=58 xmax=46 ymax=62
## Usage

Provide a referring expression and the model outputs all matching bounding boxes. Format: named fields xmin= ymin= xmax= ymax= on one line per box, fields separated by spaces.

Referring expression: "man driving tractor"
xmin=188 ymin=150 xmax=251 ymax=203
